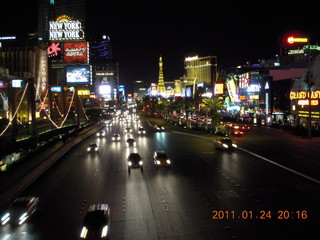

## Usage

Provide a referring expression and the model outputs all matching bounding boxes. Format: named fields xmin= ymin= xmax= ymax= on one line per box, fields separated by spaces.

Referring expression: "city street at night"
xmin=1 ymin=1 xmax=320 ymax=239
xmin=1 ymin=117 xmax=319 ymax=240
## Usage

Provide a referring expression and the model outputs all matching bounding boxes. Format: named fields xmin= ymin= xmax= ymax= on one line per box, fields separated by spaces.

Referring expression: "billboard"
xmin=50 ymin=86 xmax=62 ymax=92
xmin=49 ymin=15 xmax=85 ymax=42
xmin=214 ymin=83 xmax=224 ymax=95
xmin=66 ymin=66 xmax=90 ymax=84
xmin=64 ymin=42 xmax=88 ymax=63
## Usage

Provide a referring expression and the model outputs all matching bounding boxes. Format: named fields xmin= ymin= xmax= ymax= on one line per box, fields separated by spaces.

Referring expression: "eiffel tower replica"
xmin=157 ymin=55 xmax=166 ymax=95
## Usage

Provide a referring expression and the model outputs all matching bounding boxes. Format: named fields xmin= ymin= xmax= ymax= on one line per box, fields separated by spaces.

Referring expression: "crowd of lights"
xmin=0 ymin=84 xmax=90 ymax=136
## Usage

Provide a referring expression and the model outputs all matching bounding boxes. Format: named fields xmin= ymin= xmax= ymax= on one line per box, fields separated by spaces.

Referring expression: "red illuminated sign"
xmin=64 ymin=42 xmax=88 ymax=63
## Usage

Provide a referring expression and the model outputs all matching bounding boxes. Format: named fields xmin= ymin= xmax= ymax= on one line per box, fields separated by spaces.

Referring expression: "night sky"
xmin=1 ymin=0 xmax=319 ymax=92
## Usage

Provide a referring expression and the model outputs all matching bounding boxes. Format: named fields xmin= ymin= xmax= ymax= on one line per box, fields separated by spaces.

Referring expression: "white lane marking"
xmin=238 ymin=147 xmax=320 ymax=185
xmin=173 ymin=131 xmax=320 ymax=185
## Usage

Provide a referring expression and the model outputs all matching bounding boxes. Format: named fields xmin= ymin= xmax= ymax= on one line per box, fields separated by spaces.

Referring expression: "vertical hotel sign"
xmin=226 ymin=79 xmax=239 ymax=102
xmin=39 ymin=50 xmax=48 ymax=97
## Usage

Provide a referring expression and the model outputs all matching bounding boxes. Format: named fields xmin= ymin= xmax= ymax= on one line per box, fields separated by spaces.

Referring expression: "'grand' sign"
xmin=290 ymin=91 xmax=320 ymax=100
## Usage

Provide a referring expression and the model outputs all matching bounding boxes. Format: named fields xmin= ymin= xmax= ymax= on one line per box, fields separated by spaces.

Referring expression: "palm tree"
xmin=201 ymin=97 xmax=226 ymax=131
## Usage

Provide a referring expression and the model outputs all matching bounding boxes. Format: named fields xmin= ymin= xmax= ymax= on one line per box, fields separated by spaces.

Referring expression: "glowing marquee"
xmin=287 ymin=36 xmax=308 ymax=44
xmin=290 ymin=90 xmax=320 ymax=107
xmin=49 ymin=15 xmax=85 ymax=41
xmin=290 ymin=91 xmax=320 ymax=100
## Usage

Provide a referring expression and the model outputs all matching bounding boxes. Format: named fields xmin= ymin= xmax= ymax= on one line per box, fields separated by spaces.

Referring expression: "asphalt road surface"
xmin=1 ymin=116 xmax=319 ymax=240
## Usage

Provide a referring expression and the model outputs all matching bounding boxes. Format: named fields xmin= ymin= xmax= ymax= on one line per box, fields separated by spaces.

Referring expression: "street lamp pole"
xmin=307 ymin=41 xmax=312 ymax=139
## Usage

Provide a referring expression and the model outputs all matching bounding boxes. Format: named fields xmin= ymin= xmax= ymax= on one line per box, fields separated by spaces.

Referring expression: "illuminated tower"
xmin=157 ymin=55 xmax=166 ymax=94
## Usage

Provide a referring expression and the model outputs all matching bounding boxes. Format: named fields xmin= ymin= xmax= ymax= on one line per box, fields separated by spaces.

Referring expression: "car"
xmin=105 ymin=120 xmax=113 ymax=126
xmin=96 ymin=130 xmax=105 ymax=137
xmin=1 ymin=196 xmax=39 ymax=225
xmin=87 ymin=143 xmax=99 ymax=152
xmin=126 ymin=138 xmax=136 ymax=148
xmin=154 ymin=125 xmax=165 ymax=131
xmin=138 ymin=127 xmax=146 ymax=134
xmin=233 ymin=125 xmax=240 ymax=130
xmin=125 ymin=127 xmax=132 ymax=133
xmin=80 ymin=204 xmax=110 ymax=239
xmin=153 ymin=151 xmax=171 ymax=168
xmin=214 ymin=137 xmax=237 ymax=150
xmin=111 ymin=133 xmax=121 ymax=141
xmin=241 ymin=124 xmax=250 ymax=131
xmin=127 ymin=153 xmax=143 ymax=172
xmin=0 ymin=160 xmax=7 ymax=172
xmin=232 ymin=130 xmax=244 ymax=136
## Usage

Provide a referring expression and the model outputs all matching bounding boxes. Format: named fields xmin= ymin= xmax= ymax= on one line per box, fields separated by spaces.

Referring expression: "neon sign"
xmin=49 ymin=15 xmax=84 ymax=41
xmin=47 ymin=42 xmax=61 ymax=57
xmin=290 ymin=91 xmax=320 ymax=100
xmin=287 ymin=36 xmax=308 ymax=44
xmin=185 ymin=56 xmax=198 ymax=61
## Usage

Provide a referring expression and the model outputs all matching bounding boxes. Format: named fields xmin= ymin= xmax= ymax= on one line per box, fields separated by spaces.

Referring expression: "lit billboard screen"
xmin=50 ymin=86 xmax=62 ymax=92
xmin=214 ymin=83 xmax=224 ymax=95
xmin=64 ymin=42 xmax=88 ymax=63
xmin=99 ymin=85 xmax=111 ymax=95
xmin=11 ymin=79 xmax=24 ymax=88
xmin=66 ymin=66 xmax=90 ymax=84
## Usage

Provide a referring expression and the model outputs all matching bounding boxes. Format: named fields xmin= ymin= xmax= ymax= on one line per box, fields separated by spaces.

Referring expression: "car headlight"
xmin=80 ymin=226 xmax=88 ymax=238
xmin=161 ymin=127 xmax=165 ymax=130
xmin=143 ymin=131 xmax=146 ymax=134
xmin=157 ymin=127 xmax=160 ymax=130
xmin=128 ymin=161 xmax=132 ymax=166
xmin=1 ymin=212 xmax=10 ymax=225
xmin=232 ymin=144 xmax=237 ymax=148
xmin=101 ymin=225 xmax=109 ymax=238
xmin=97 ymin=133 xmax=100 ymax=136
xmin=156 ymin=160 xmax=161 ymax=165
xmin=222 ymin=143 xmax=229 ymax=148
xmin=166 ymin=160 xmax=171 ymax=164
xmin=19 ymin=212 xmax=28 ymax=225
xmin=87 ymin=147 xmax=90 ymax=151
xmin=139 ymin=161 xmax=143 ymax=165
xmin=95 ymin=147 xmax=98 ymax=151
xmin=112 ymin=137 xmax=115 ymax=140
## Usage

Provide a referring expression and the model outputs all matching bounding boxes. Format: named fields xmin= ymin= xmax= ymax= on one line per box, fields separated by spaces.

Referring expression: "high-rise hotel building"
xmin=184 ymin=55 xmax=217 ymax=87
xmin=38 ymin=0 xmax=87 ymax=41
